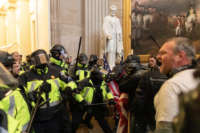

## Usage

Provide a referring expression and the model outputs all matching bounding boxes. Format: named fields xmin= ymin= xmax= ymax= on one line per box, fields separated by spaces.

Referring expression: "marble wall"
xmin=51 ymin=0 xmax=84 ymax=58
xmin=51 ymin=0 xmax=123 ymax=58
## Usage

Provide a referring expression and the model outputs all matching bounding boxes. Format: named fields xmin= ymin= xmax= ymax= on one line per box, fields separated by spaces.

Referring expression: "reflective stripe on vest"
xmin=8 ymin=96 xmax=15 ymax=117
xmin=40 ymin=101 xmax=61 ymax=109
xmin=0 ymin=127 xmax=8 ymax=133
xmin=30 ymin=81 xmax=37 ymax=92
xmin=83 ymin=87 xmax=90 ymax=99
xmin=22 ymin=123 xmax=28 ymax=132
xmin=54 ymin=79 xmax=60 ymax=89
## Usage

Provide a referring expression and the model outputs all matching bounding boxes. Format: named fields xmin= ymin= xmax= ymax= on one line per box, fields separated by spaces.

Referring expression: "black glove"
xmin=108 ymin=99 xmax=116 ymax=105
xmin=28 ymin=91 xmax=37 ymax=102
xmin=59 ymin=71 xmax=72 ymax=83
xmin=80 ymin=100 xmax=87 ymax=106
xmin=41 ymin=81 xmax=51 ymax=93
xmin=79 ymin=100 xmax=87 ymax=110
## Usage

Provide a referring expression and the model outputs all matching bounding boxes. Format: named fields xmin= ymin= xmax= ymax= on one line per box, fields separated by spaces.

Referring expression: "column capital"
xmin=7 ymin=2 xmax=16 ymax=10
xmin=17 ymin=0 xmax=29 ymax=2
xmin=0 ymin=7 xmax=6 ymax=16
xmin=8 ymin=0 xmax=17 ymax=3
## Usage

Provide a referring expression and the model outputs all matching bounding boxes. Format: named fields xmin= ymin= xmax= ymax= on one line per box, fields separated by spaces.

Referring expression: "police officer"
xmin=50 ymin=45 xmax=86 ymax=133
xmin=67 ymin=80 xmax=86 ymax=133
xmin=49 ymin=44 xmax=74 ymax=132
xmin=0 ymin=51 xmax=31 ymax=133
xmin=74 ymin=53 xmax=90 ymax=81
xmin=50 ymin=44 xmax=69 ymax=74
xmin=88 ymin=54 xmax=98 ymax=70
xmin=18 ymin=49 xmax=70 ymax=133
xmin=80 ymin=69 xmax=114 ymax=133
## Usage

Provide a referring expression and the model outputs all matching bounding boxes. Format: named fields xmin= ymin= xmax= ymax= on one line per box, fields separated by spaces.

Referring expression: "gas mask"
xmin=78 ymin=53 xmax=88 ymax=68
xmin=50 ymin=44 xmax=67 ymax=61
xmin=60 ymin=49 xmax=68 ymax=61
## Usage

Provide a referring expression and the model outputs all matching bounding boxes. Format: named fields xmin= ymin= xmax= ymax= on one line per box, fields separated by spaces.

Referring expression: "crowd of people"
xmin=0 ymin=37 xmax=200 ymax=133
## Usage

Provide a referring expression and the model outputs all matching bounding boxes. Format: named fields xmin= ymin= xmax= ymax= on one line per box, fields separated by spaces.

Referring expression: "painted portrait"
xmin=131 ymin=0 xmax=200 ymax=55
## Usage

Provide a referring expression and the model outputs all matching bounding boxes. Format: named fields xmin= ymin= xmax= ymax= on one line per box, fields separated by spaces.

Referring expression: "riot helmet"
xmin=31 ymin=49 xmax=49 ymax=68
xmin=110 ymin=64 xmax=124 ymax=79
xmin=26 ymin=55 xmax=31 ymax=64
xmin=123 ymin=55 xmax=141 ymax=75
xmin=90 ymin=69 xmax=103 ymax=85
xmin=89 ymin=55 xmax=98 ymax=67
xmin=78 ymin=53 xmax=88 ymax=66
xmin=0 ymin=51 xmax=15 ymax=69
xmin=0 ymin=51 xmax=18 ymax=100
xmin=50 ymin=44 xmax=67 ymax=60
xmin=124 ymin=54 xmax=140 ymax=64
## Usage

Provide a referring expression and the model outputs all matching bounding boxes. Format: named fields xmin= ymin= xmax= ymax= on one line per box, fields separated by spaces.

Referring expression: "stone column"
xmin=16 ymin=0 xmax=31 ymax=56
xmin=6 ymin=1 xmax=17 ymax=45
xmin=0 ymin=8 xmax=7 ymax=46
xmin=50 ymin=0 xmax=60 ymax=45
xmin=84 ymin=0 xmax=109 ymax=57
xmin=29 ymin=0 xmax=36 ymax=52
xmin=36 ymin=0 xmax=50 ymax=51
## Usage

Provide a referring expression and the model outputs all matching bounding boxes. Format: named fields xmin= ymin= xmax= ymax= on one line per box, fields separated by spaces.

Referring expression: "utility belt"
xmin=34 ymin=102 xmax=62 ymax=121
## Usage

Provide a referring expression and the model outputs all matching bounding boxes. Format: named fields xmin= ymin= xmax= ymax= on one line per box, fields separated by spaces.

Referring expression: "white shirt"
xmin=154 ymin=69 xmax=199 ymax=122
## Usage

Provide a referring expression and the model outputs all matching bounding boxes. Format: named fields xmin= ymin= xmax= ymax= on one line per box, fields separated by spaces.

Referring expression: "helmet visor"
xmin=32 ymin=53 xmax=48 ymax=66
xmin=0 ymin=63 xmax=18 ymax=90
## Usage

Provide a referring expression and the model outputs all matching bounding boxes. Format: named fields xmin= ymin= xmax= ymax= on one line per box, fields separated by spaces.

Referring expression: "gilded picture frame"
xmin=123 ymin=0 xmax=150 ymax=63
xmin=123 ymin=0 xmax=200 ymax=63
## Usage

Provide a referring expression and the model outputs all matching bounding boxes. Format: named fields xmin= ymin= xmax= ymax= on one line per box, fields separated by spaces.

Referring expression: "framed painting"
xmin=123 ymin=0 xmax=200 ymax=62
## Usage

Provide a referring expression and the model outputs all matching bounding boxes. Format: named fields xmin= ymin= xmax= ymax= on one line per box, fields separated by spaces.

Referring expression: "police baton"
xmin=25 ymin=93 xmax=50 ymax=133
xmin=74 ymin=37 xmax=82 ymax=75
xmin=85 ymin=100 xmax=115 ymax=107
xmin=25 ymin=93 xmax=42 ymax=133
xmin=85 ymin=102 xmax=108 ymax=107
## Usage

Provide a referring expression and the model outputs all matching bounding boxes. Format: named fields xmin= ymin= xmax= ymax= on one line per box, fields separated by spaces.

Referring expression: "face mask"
xmin=32 ymin=53 xmax=48 ymax=66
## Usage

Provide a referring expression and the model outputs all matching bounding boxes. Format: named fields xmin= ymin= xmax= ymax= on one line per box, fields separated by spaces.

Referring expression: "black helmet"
xmin=50 ymin=44 xmax=67 ymax=60
xmin=0 ymin=51 xmax=18 ymax=99
xmin=123 ymin=55 xmax=141 ymax=75
xmin=26 ymin=55 xmax=31 ymax=64
xmin=89 ymin=55 xmax=98 ymax=66
xmin=0 ymin=51 xmax=15 ymax=68
xmin=78 ymin=53 xmax=88 ymax=65
xmin=124 ymin=54 xmax=140 ymax=64
xmin=90 ymin=69 xmax=103 ymax=84
xmin=31 ymin=49 xmax=49 ymax=67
